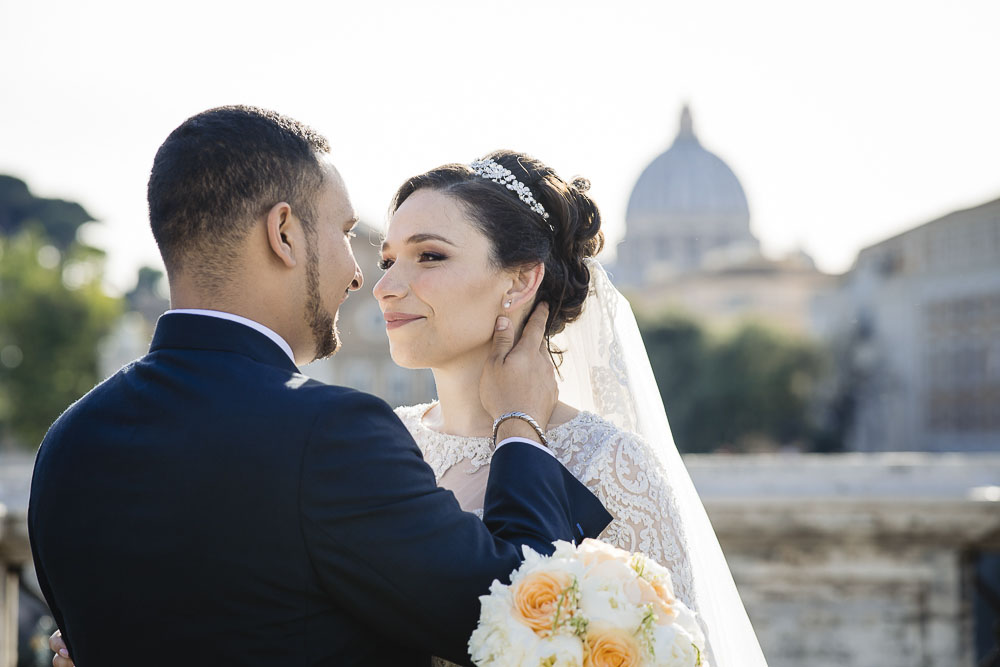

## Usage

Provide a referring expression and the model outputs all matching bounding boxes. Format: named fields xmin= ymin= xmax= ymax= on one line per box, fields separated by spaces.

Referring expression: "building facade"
xmin=817 ymin=197 xmax=1000 ymax=452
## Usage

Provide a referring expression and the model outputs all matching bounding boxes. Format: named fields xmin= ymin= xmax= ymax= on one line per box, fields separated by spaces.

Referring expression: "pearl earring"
xmin=504 ymin=299 xmax=512 ymax=309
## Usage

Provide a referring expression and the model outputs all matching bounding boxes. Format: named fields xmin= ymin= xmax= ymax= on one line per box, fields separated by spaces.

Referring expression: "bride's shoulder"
xmin=551 ymin=413 xmax=669 ymax=482
xmin=550 ymin=410 xmax=647 ymax=453
xmin=393 ymin=402 xmax=434 ymax=427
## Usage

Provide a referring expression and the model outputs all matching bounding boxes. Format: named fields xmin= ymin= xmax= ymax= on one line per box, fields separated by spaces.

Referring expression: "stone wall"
xmin=4 ymin=453 xmax=999 ymax=666
xmin=688 ymin=453 xmax=1000 ymax=667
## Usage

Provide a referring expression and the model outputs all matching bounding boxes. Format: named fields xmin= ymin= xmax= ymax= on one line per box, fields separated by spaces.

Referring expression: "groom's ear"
xmin=265 ymin=201 xmax=299 ymax=269
xmin=506 ymin=262 xmax=545 ymax=310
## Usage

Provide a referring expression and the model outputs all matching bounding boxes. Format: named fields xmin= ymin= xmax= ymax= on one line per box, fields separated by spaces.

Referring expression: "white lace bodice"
xmin=394 ymin=402 xmax=696 ymax=610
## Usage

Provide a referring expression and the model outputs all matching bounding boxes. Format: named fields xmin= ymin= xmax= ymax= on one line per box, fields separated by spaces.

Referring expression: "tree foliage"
xmin=0 ymin=175 xmax=94 ymax=249
xmin=639 ymin=313 xmax=834 ymax=453
xmin=0 ymin=177 xmax=121 ymax=449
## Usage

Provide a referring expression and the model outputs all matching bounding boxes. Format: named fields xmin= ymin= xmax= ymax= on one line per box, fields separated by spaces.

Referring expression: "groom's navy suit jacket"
xmin=29 ymin=313 xmax=612 ymax=666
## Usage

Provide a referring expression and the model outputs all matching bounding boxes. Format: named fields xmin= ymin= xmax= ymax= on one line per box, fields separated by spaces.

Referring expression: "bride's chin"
xmin=388 ymin=349 xmax=424 ymax=370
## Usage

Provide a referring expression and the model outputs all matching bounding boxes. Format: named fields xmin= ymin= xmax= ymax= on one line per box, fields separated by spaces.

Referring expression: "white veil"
xmin=551 ymin=258 xmax=769 ymax=667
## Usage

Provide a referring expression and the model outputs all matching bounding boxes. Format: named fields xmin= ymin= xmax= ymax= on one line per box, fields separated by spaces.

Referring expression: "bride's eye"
xmin=419 ymin=252 xmax=446 ymax=263
xmin=378 ymin=258 xmax=394 ymax=270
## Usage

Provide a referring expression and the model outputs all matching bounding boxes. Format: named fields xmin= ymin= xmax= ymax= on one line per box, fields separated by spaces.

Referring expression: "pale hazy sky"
xmin=2 ymin=0 xmax=998 ymax=293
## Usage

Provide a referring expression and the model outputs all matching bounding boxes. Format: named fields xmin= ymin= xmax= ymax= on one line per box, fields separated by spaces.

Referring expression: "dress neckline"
xmin=402 ymin=401 xmax=598 ymax=445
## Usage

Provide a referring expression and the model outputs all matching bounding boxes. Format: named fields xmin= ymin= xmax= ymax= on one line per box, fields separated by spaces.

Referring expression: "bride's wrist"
xmin=492 ymin=412 xmax=549 ymax=448
xmin=494 ymin=419 xmax=540 ymax=446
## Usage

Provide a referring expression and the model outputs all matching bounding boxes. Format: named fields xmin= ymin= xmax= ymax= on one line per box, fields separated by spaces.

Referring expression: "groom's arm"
xmin=299 ymin=390 xmax=611 ymax=665
xmin=482 ymin=440 xmax=613 ymax=552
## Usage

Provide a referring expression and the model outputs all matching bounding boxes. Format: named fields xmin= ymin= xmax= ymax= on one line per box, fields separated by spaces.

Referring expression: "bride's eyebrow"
xmin=381 ymin=233 xmax=458 ymax=253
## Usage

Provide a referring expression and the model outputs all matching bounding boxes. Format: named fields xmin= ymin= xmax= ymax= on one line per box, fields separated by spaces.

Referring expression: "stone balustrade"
xmin=1 ymin=452 xmax=998 ymax=666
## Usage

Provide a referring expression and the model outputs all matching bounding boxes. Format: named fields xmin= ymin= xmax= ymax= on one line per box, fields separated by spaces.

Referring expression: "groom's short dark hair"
xmin=148 ymin=105 xmax=331 ymax=283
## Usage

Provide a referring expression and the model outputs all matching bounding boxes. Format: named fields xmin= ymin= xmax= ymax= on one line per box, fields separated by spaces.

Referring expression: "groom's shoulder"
xmin=287 ymin=376 xmax=402 ymax=425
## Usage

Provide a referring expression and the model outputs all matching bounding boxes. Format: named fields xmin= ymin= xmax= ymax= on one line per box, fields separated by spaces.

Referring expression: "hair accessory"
xmin=470 ymin=158 xmax=553 ymax=229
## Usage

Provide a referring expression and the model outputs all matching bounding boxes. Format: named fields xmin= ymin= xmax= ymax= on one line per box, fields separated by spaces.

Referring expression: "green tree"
xmin=640 ymin=314 xmax=832 ymax=453
xmin=0 ymin=178 xmax=121 ymax=449
xmin=639 ymin=313 xmax=710 ymax=451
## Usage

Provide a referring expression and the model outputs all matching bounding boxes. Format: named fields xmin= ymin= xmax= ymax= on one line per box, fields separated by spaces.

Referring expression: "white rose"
xmin=470 ymin=611 xmax=541 ymax=666
xmin=529 ymin=634 xmax=585 ymax=666
xmin=650 ymin=622 xmax=702 ymax=667
xmin=669 ymin=602 xmax=705 ymax=649
xmin=578 ymin=560 xmax=647 ymax=630
xmin=551 ymin=539 xmax=580 ymax=561
xmin=515 ymin=544 xmax=586 ymax=582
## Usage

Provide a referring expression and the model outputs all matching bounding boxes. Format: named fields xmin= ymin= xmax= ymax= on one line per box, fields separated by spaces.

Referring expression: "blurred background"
xmin=1 ymin=1 xmax=999 ymax=665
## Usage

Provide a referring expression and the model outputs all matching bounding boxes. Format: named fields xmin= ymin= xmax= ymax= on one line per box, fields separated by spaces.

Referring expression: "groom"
xmin=28 ymin=106 xmax=612 ymax=666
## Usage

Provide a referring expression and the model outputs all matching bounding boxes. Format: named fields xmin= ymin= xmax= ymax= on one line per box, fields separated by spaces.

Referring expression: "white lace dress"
xmin=395 ymin=403 xmax=702 ymax=665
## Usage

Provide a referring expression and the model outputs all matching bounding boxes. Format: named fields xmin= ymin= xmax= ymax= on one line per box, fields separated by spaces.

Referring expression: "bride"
xmin=50 ymin=150 xmax=766 ymax=667
xmin=377 ymin=150 xmax=766 ymax=667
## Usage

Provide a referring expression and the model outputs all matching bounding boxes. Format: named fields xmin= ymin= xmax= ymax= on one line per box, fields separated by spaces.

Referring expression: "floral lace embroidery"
xmin=393 ymin=403 xmax=696 ymax=610
xmin=395 ymin=403 xmax=495 ymax=479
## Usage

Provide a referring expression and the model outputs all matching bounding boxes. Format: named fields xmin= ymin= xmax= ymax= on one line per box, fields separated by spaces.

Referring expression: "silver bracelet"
xmin=491 ymin=411 xmax=549 ymax=448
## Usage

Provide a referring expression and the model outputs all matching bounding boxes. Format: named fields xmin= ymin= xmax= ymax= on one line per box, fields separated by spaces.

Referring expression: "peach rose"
xmin=649 ymin=581 xmax=677 ymax=622
xmin=584 ymin=623 xmax=642 ymax=667
xmin=577 ymin=538 xmax=632 ymax=567
xmin=627 ymin=576 xmax=677 ymax=623
xmin=513 ymin=569 xmax=575 ymax=634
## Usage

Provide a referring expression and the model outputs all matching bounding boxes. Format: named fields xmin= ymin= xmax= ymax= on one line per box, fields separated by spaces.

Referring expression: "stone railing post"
xmin=0 ymin=502 xmax=30 ymax=667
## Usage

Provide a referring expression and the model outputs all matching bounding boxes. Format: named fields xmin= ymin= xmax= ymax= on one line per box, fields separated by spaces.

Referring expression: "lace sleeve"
xmin=558 ymin=422 xmax=696 ymax=610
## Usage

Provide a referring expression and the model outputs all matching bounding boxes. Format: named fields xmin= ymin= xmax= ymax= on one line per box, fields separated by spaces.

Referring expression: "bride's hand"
xmin=49 ymin=630 xmax=74 ymax=667
xmin=480 ymin=303 xmax=557 ymax=435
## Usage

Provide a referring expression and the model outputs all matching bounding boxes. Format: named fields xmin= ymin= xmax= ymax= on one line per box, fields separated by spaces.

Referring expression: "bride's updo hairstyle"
xmin=389 ymin=150 xmax=604 ymax=356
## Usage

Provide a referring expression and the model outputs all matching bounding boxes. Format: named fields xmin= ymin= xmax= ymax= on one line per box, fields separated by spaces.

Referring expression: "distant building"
xmin=817 ymin=196 xmax=1000 ymax=452
xmin=614 ymin=105 xmax=758 ymax=283
xmin=624 ymin=249 xmax=834 ymax=336
xmin=610 ymin=106 xmax=833 ymax=335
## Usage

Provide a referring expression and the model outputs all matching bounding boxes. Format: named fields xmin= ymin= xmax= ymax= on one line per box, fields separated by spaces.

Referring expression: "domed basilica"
xmin=610 ymin=106 xmax=831 ymax=334
xmin=614 ymin=106 xmax=759 ymax=285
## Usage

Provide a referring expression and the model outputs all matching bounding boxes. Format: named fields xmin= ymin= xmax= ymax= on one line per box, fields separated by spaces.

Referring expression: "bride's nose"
xmin=373 ymin=265 xmax=404 ymax=301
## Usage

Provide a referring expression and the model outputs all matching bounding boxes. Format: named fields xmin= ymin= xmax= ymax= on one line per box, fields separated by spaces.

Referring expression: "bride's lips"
xmin=383 ymin=312 xmax=425 ymax=330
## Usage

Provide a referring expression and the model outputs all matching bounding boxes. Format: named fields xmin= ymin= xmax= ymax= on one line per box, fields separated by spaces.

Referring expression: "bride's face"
xmin=373 ymin=188 xmax=512 ymax=370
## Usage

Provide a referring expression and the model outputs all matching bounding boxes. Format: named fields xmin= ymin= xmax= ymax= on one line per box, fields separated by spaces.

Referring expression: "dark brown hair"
xmin=390 ymin=150 xmax=604 ymax=357
xmin=148 ymin=105 xmax=331 ymax=288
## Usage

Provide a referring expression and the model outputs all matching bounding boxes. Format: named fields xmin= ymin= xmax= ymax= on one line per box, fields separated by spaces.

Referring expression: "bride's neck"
xmin=426 ymin=351 xmax=494 ymax=438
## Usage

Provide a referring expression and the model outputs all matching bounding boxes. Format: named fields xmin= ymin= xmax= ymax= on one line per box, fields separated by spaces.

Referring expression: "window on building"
xmin=923 ymin=293 xmax=1000 ymax=433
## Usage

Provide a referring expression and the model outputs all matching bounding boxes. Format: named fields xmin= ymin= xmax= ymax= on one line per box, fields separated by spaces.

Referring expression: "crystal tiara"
xmin=469 ymin=158 xmax=552 ymax=228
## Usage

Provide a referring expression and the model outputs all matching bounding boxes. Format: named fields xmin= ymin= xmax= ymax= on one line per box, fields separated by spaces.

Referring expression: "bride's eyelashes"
xmin=377 ymin=252 xmax=448 ymax=271
xmin=418 ymin=251 xmax=447 ymax=264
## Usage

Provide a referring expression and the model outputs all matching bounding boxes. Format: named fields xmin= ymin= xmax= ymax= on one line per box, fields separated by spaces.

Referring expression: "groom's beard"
xmin=304 ymin=243 xmax=339 ymax=362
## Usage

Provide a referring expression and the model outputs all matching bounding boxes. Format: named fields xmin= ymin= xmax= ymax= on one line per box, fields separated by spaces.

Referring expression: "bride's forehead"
xmin=386 ymin=190 xmax=484 ymax=241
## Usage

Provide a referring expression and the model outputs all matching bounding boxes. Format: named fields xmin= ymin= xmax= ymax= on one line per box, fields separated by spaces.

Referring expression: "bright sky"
xmin=2 ymin=0 xmax=998 ymax=293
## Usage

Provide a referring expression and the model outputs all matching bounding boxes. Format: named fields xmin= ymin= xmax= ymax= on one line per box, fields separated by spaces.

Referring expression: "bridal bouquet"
xmin=469 ymin=539 xmax=706 ymax=667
